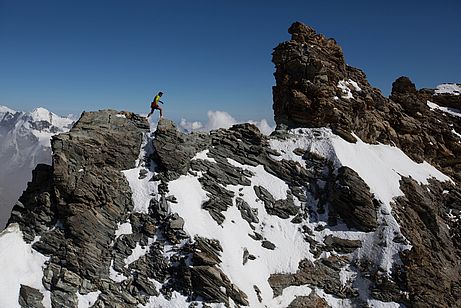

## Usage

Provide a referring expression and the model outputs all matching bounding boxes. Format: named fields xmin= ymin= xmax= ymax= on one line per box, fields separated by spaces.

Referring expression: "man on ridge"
xmin=147 ymin=91 xmax=164 ymax=118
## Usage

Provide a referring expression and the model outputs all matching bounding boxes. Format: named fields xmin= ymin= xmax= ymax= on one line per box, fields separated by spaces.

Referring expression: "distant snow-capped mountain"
xmin=0 ymin=106 xmax=74 ymax=228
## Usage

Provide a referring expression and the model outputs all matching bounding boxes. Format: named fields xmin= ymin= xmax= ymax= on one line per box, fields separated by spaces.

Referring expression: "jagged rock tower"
xmin=272 ymin=22 xmax=461 ymax=307
xmin=273 ymin=22 xmax=461 ymax=181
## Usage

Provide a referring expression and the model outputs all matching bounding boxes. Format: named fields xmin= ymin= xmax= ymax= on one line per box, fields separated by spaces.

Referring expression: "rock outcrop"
xmin=273 ymin=22 xmax=461 ymax=308
xmin=394 ymin=178 xmax=461 ymax=307
xmin=329 ymin=166 xmax=378 ymax=232
xmin=273 ymin=22 xmax=461 ymax=182
xmin=8 ymin=110 xmax=150 ymax=307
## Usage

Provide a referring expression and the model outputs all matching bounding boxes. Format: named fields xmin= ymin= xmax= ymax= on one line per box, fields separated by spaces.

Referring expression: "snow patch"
xmin=452 ymin=129 xmax=461 ymax=140
xmin=140 ymin=279 xmax=225 ymax=308
xmin=30 ymin=107 xmax=52 ymax=122
xmin=0 ymin=223 xmax=50 ymax=308
xmin=337 ymin=79 xmax=361 ymax=100
xmin=109 ymin=260 xmax=127 ymax=283
xmin=192 ymin=149 xmax=216 ymax=163
xmin=427 ymin=100 xmax=461 ymax=118
xmin=124 ymin=240 xmax=154 ymax=267
xmin=331 ymin=132 xmax=451 ymax=210
xmin=227 ymin=158 xmax=289 ymax=200
xmin=269 ymin=128 xmax=338 ymax=166
xmin=77 ymin=291 xmax=101 ymax=308
xmin=315 ymin=288 xmax=352 ymax=307
xmin=269 ymin=285 xmax=312 ymax=307
xmin=269 ymin=127 xmax=452 ymax=304
xmin=122 ymin=133 xmax=158 ymax=214
xmin=168 ymin=169 xmax=310 ymax=307
xmin=114 ymin=222 xmax=133 ymax=239
xmin=435 ymin=83 xmax=461 ymax=96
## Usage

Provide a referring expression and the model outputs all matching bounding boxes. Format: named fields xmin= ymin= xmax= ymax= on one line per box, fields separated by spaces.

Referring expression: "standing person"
xmin=147 ymin=91 xmax=164 ymax=118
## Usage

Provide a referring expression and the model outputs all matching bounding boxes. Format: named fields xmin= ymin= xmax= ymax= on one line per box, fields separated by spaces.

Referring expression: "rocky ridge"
xmin=8 ymin=110 xmax=150 ymax=307
xmin=0 ymin=22 xmax=460 ymax=308
xmin=272 ymin=22 xmax=461 ymax=307
xmin=272 ymin=22 xmax=461 ymax=182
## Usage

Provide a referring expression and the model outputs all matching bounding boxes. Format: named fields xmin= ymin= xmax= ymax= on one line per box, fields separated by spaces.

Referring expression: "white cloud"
xmin=179 ymin=118 xmax=203 ymax=131
xmin=178 ymin=110 xmax=275 ymax=135
xmin=205 ymin=110 xmax=237 ymax=130
xmin=248 ymin=119 xmax=274 ymax=135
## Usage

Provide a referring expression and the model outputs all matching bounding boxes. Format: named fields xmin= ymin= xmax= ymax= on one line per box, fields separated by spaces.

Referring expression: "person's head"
xmin=158 ymin=91 xmax=163 ymax=96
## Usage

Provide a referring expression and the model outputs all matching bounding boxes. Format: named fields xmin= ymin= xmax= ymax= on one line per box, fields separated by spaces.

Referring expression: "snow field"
xmin=0 ymin=105 xmax=16 ymax=114
xmin=0 ymin=223 xmax=51 ymax=308
xmin=123 ymin=125 xmax=452 ymax=307
xmin=270 ymin=128 xmax=452 ymax=306
xmin=168 ymin=171 xmax=311 ymax=307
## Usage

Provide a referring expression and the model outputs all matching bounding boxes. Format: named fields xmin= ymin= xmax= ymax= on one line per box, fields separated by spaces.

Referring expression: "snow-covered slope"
xmin=0 ymin=112 xmax=458 ymax=308
xmin=115 ymin=124 xmax=451 ymax=307
xmin=0 ymin=106 xmax=73 ymax=228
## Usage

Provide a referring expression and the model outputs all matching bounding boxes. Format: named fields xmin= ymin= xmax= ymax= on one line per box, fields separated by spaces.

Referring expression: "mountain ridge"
xmin=0 ymin=106 xmax=74 ymax=228
xmin=273 ymin=22 xmax=461 ymax=182
xmin=0 ymin=22 xmax=460 ymax=308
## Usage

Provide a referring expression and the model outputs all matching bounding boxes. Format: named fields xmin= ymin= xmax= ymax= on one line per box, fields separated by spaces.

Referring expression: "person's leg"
xmin=158 ymin=106 xmax=163 ymax=118
xmin=147 ymin=108 xmax=154 ymax=117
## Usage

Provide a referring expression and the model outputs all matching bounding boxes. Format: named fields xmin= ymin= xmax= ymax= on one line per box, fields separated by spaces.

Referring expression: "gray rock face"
xmin=19 ymin=285 xmax=45 ymax=308
xmin=393 ymin=178 xmax=461 ymax=308
xmin=329 ymin=166 xmax=378 ymax=232
xmin=254 ymin=185 xmax=298 ymax=219
xmin=288 ymin=291 xmax=329 ymax=308
xmin=323 ymin=235 xmax=362 ymax=254
xmin=269 ymin=256 xmax=357 ymax=300
xmin=154 ymin=119 xmax=210 ymax=178
xmin=8 ymin=110 xmax=149 ymax=307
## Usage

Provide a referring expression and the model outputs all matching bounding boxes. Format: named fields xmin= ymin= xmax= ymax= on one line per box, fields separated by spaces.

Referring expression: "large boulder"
xmin=153 ymin=119 xmax=210 ymax=178
xmin=329 ymin=166 xmax=378 ymax=232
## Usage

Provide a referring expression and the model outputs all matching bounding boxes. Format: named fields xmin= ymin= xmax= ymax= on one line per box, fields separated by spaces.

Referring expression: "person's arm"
xmin=159 ymin=100 xmax=164 ymax=104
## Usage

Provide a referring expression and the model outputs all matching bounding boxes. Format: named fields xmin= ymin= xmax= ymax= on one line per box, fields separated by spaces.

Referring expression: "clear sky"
xmin=0 ymin=0 xmax=460 ymax=124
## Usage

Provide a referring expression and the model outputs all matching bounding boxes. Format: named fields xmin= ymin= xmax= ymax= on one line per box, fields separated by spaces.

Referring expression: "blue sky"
xmin=0 ymin=0 xmax=460 ymax=124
